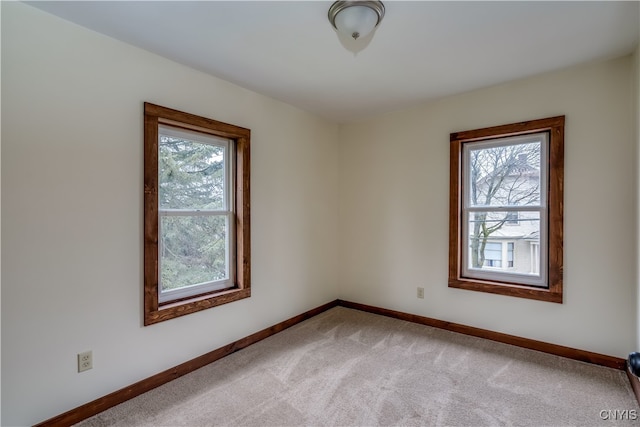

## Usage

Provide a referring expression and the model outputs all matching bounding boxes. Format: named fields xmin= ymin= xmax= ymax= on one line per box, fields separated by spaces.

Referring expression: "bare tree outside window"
xmin=468 ymin=141 xmax=541 ymax=269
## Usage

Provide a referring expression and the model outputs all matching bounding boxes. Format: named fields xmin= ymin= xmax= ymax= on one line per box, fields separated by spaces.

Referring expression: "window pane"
xmin=505 ymin=212 xmax=518 ymax=224
xmin=159 ymin=137 xmax=225 ymax=210
xmin=468 ymin=141 xmax=541 ymax=207
xmin=160 ymin=215 xmax=227 ymax=291
xmin=482 ymin=242 xmax=501 ymax=267
xmin=507 ymin=243 xmax=514 ymax=267
xmin=468 ymin=211 xmax=540 ymax=274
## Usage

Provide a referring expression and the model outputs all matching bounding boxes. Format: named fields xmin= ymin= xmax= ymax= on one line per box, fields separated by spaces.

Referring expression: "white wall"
xmin=338 ymin=55 xmax=637 ymax=359
xmin=1 ymin=3 xmax=339 ymax=425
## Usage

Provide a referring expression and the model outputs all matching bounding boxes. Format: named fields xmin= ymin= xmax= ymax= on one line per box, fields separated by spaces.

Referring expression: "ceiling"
xmin=27 ymin=1 xmax=640 ymax=123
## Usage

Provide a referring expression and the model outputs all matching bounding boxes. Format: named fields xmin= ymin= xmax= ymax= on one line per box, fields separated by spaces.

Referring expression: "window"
xmin=449 ymin=116 xmax=564 ymax=303
xmin=463 ymin=132 xmax=548 ymax=287
xmin=158 ymin=126 xmax=234 ymax=303
xmin=481 ymin=242 xmax=514 ymax=269
xmin=144 ymin=103 xmax=250 ymax=325
xmin=483 ymin=242 xmax=503 ymax=268
xmin=507 ymin=242 xmax=514 ymax=268
xmin=505 ymin=211 xmax=519 ymax=225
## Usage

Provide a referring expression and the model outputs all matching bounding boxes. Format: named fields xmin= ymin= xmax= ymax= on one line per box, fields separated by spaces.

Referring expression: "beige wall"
xmin=3 ymin=2 xmax=639 ymax=426
xmin=338 ymin=55 xmax=636 ymax=359
xmin=1 ymin=3 xmax=339 ymax=425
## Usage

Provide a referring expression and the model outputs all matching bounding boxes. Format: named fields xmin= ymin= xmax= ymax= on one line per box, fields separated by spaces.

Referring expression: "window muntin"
xmin=461 ymin=133 xmax=548 ymax=287
xmin=157 ymin=126 xmax=235 ymax=304
xmin=448 ymin=116 xmax=564 ymax=303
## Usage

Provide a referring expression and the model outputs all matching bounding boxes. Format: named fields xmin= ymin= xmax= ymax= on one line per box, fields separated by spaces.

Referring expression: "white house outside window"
xmin=482 ymin=241 xmax=514 ymax=269
xmin=483 ymin=242 xmax=503 ymax=267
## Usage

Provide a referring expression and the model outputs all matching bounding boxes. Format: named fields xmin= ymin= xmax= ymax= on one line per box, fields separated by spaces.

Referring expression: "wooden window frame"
xmin=448 ymin=116 xmax=564 ymax=303
xmin=144 ymin=103 xmax=250 ymax=325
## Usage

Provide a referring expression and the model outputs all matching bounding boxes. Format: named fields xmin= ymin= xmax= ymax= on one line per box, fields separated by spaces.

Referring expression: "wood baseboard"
xmin=34 ymin=300 xmax=339 ymax=427
xmin=337 ymin=300 xmax=626 ymax=370
xmin=36 ymin=298 xmax=628 ymax=426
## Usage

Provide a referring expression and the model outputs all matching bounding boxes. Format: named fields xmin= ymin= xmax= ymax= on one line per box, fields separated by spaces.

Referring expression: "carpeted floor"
xmin=77 ymin=307 xmax=638 ymax=426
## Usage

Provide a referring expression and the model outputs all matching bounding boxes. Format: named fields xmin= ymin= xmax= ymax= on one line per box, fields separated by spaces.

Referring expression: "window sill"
xmin=449 ymin=278 xmax=562 ymax=303
xmin=145 ymin=287 xmax=251 ymax=326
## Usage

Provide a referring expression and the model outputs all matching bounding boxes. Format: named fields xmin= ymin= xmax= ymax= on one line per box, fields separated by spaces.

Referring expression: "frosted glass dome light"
xmin=329 ymin=1 xmax=385 ymax=41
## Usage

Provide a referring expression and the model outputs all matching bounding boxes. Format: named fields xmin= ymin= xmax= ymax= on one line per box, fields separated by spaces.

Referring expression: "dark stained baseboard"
xmin=34 ymin=300 xmax=339 ymax=427
xmin=36 ymin=298 xmax=628 ymax=426
xmin=627 ymin=367 xmax=640 ymax=406
xmin=338 ymin=300 xmax=626 ymax=370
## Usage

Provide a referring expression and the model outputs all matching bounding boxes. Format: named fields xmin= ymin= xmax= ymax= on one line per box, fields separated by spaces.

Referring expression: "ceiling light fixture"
xmin=328 ymin=1 xmax=385 ymax=41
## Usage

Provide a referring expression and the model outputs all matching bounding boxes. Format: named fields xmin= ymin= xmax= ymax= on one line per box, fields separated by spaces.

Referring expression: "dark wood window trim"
xmin=144 ymin=103 xmax=251 ymax=325
xmin=448 ymin=116 xmax=564 ymax=303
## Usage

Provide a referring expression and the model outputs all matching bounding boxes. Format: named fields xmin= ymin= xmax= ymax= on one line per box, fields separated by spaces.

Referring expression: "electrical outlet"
xmin=78 ymin=351 xmax=93 ymax=373
xmin=417 ymin=287 xmax=425 ymax=299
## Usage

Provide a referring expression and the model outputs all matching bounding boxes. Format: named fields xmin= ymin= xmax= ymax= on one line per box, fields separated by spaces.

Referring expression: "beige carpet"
xmin=77 ymin=307 xmax=638 ymax=426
